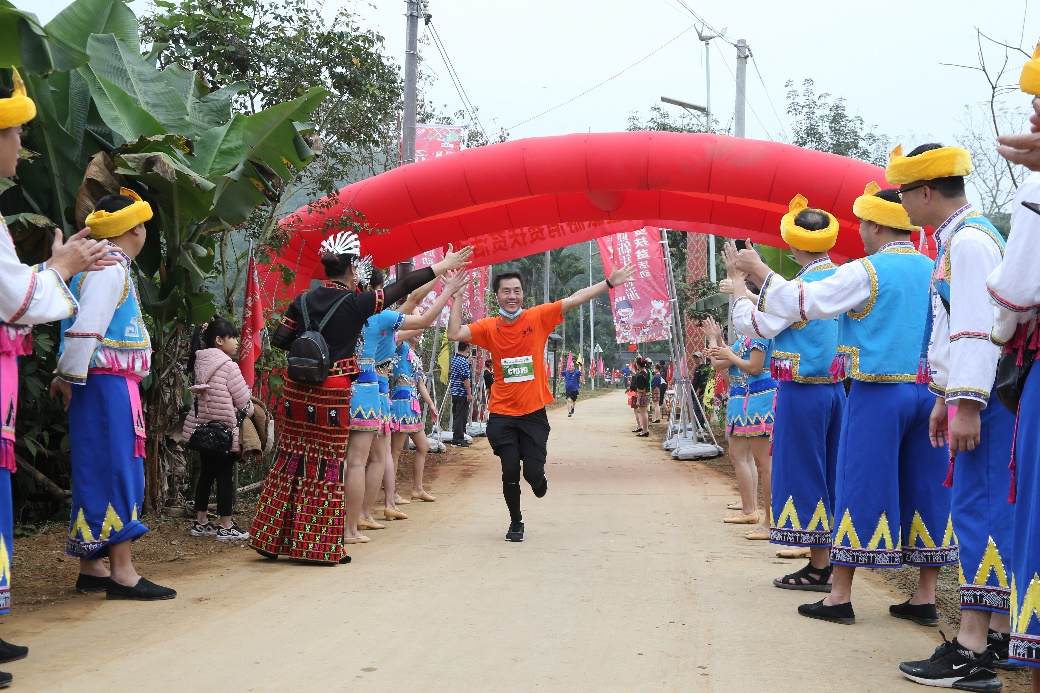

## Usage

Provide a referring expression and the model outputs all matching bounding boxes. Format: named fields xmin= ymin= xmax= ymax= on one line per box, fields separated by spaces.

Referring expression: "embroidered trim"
xmin=836 ymin=345 xmax=918 ymax=383
xmin=796 ymin=279 xmax=808 ymax=323
xmin=769 ymin=527 xmax=833 ymax=546
xmin=959 ymin=584 xmax=1010 ymax=612
xmin=945 ymin=388 xmax=991 ymax=404
xmin=928 ymin=383 xmax=946 ymax=397
xmin=769 ymin=349 xmax=836 ymax=384
xmin=796 ymin=258 xmax=838 ymax=277
xmin=756 ymin=271 xmax=776 ymax=314
xmin=950 ymin=331 xmax=991 ymax=342
xmin=988 ymin=286 xmax=1036 ymax=313
xmin=902 ymin=545 xmax=959 ymax=566
xmin=374 ymin=289 xmax=385 ymax=314
xmin=1009 ymin=634 xmax=1040 ymax=664
xmin=8 ymin=272 xmax=36 ymax=324
xmin=830 ymin=545 xmax=904 ymax=567
xmin=878 ymin=240 xmax=918 ymax=254
xmin=280 ymin=316 xmax=297 ymax=330
xmin=64 ymin=331 xmax=104 ymax=340
xmin=847 ymin=259 xmax=878 ymax=320
xmin=56 ymin=370 xmax=87 ymax=385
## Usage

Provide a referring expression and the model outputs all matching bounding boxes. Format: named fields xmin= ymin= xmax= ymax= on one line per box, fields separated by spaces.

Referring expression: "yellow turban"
xmin=852 ymin=181 xmax=921 ymax=232
xmin=885 ymin=144 xmax=972 ymax=185
xmin=84 ymin=188 xmax=153 ymax=239
xmin=1021 ymin=45 xmax=1040 ymax=96
xmin=779 ymin=194 xmax=839 ymax=252
xmin=0 ymin=68 xmax=37 ymax=130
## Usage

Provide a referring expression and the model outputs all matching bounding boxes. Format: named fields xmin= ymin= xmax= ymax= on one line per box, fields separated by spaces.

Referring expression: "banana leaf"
xmin=756 ymin=244 xmax=802 ymax=281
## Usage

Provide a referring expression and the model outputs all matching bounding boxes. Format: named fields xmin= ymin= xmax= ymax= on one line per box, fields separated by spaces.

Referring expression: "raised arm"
xmin=560 ymin=264 xmax=636 ymax=314
xmin=397 ymin=273 xmax=440 ymax=314
xmin=446 ymin=277 xmax=472 ymax=343
xmin=381 ymin=244 xmax=474 ymax=306
xmin=400 ymin=271 xmax=466 ymax=330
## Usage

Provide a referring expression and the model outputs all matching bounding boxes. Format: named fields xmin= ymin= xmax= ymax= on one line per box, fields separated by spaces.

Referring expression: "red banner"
xmin=597 ymin=226 xmax=672 ymax=344
xmin=416 ymin=124 xmax=465 ymax=162
xmin=239 ymin=245 xmax=265 ymax=389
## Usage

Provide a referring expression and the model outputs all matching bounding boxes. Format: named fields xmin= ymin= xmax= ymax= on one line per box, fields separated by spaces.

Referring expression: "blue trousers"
xmin=829 ymin=381 xmax=956 ymax=568
xmin=66 ymin=374 xmax=149 ymax=559
xmin=0 ymin=470 xmax=11 ymax=615
xmin=1009 ymin=366 xmax=1040 ymax=668
xmin=952 ymin=394 xmax=1015 ymax=613
xmin=769 ymin=381 xmax=845 ymax=547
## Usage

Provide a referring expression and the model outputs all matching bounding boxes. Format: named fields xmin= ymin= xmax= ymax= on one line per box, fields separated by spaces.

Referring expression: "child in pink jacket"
xmin=183 ymin=318 xmax=253 ymax=541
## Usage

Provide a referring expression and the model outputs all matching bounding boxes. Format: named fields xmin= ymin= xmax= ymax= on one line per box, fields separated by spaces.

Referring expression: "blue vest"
xmin=61 ymin=263 xmax=150 ymax=355
xmin=771 ymin=262 xmax=840 ymax=383
xmin=728 ymin=333 xmax=777 ymax=394
xmin=391 ymin=341 xmax=416 ymax=400
xmin=837 ymin=245 xmax=932 ymax=382
xmin=933 ymin=213 xmax=1005 ymax=307
xmin=357 ymin=309 xmax=403 ymax=369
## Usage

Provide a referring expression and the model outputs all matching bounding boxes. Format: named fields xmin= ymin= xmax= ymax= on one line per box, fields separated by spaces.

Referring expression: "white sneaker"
xmin=215 ymin=523 xmax=250 ymax=541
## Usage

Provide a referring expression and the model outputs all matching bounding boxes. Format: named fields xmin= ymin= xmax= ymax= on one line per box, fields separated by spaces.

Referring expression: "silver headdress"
xmin=355 ymin=255 xmax=374 ymax=287
xmin=318 ymin=231 xmax=361 ymax=258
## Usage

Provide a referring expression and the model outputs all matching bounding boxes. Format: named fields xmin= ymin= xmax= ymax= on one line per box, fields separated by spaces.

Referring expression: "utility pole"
xmin=589 ymin=241 xmax=595 ymax=390
xmin=733 ymin=39 xmax=749 ymax=139
xmin=402 ymin=0 xmax=420 ymax=166
xmin=397 ymin=0 xmax=423 ymax=281
xmin=695 ymin=25 xmax=726 ymax=283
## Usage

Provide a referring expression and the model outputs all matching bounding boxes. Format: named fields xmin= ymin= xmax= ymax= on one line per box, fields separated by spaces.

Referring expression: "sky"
xmin=28 ymin=0 xmax=1038 ymax=180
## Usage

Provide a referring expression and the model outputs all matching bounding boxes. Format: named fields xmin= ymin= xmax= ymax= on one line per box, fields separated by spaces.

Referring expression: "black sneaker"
xmin=190 ymin=520 xmax=217 ymax=537
xmin=899 ymin=637 xmax=1002 ymax=691
xmin=890 ymin=599 xmax=940 ymax=626
xmin=215 ymin=523 xmax=250 ymax=542
xmin=452 ymin=441 xmax=470 ymax=448
xmin=988 ymin=629 xmax=1029 ymax=671
xmin=106 ymin=578 xmax=177 ymax=601
xmin=532 ymin=477 xmax=548 ymax=498
xmin=505 ymin=521 xmax=525 ymax=542
xmin=0 ymin=640 xmax=27 ymax=664
xmin=0 ymin=671 xmax=10 ymax=689
xmin=797 ymin=599 xmax=855 ymax=625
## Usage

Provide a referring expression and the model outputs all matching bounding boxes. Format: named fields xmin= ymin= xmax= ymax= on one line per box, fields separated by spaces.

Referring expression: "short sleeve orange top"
xmin=467 ymin=301 xmax=564 ymax=417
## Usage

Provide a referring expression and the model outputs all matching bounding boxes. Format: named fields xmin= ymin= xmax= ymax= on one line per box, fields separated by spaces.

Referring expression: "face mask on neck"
xmin=499 ymin=306 xmax=523 ymax=319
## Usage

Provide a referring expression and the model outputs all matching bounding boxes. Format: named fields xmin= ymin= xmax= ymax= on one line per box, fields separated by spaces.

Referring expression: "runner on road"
xmin=447 ymin=265 xmax=635 ymax=542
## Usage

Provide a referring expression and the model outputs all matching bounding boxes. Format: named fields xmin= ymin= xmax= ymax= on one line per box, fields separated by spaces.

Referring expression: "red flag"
xmin=598 ymin=357 xmax=604 ymax=377
xmin=566 ymin=352 xmax=574 ymax=371
xmin=666 ymin=362 xmax=674 ymax=384
xmin=240 ymin=244 xmax=265 ymax=389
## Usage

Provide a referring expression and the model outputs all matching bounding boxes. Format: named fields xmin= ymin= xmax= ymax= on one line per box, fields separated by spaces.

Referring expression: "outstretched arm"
xmin=446 ymin=277 xmax=473 ymax=343
xmin=560 ymin=264 xmax=636 ymax=314
xmin=397 ymin=274 xmax=440 ymax=314
xmin=400 ymin=271 xmax=466 ymax=330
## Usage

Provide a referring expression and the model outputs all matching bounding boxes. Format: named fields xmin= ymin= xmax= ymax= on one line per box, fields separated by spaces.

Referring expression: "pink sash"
xmin=127 ymin=375 xmax=146 ymax=458
xmin=0 ymin=354 xmax=18 ymax=472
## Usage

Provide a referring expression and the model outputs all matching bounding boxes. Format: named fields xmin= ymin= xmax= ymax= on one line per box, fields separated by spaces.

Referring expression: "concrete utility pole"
xmin=733 ymin=39 xmax=749 ymax=139
xmin=589 ymin=241 xmax=595 ymax=390
xmin=402 ymin=0 xmax=420 ymax=165
xmin=397 ymin=0 xmax=422 ymax=281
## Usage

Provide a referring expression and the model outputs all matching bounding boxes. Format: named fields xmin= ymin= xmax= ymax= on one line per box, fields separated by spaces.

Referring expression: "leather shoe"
xmin=393 ymin=494 xmax=411 ymax=505
xmin=0 ymin=640 xmax=27 ymax=664
xmin=357 ymin=517 xmax=385 ymax=530
xmin=798 ymin=599 xmax=855 ymax=625
xmin=75 ymin=573 xmax=116 ymax=594
xmin=411 ymin=490 xmax=436 ymax=502
xmin=383 ymin=507 xmax=408 ymax=520
xmin=343 ymin=534 xmax=370 ymax=544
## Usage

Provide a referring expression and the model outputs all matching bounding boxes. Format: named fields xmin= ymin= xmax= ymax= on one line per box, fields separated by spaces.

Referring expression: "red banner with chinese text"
xmin=597 ymin=226 xmax=672 ymax=344
xmin=411 ymin=249 xmax=488 ymax=326
xmin=239 ymin=244 xmax=265 ymax=389
xmin=415 ymin=124 xmax=465 ymax=162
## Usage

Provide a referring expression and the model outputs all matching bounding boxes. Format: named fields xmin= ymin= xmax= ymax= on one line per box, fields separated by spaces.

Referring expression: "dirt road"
xmin=9 ymin=390 xmax=949 ymax=691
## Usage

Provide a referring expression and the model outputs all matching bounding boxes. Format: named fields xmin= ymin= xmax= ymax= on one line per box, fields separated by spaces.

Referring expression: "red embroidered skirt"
xmin=250 ymin=375 xmax=352 ymax=563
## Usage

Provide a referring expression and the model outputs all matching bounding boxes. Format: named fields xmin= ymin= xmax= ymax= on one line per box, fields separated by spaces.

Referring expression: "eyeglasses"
xmin=896 ymin=184 xmax=928 ymax=200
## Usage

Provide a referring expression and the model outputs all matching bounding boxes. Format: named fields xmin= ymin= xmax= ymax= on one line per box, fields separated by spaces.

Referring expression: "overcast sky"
xmin=30 ymin=0 xmax=1039 ymax=164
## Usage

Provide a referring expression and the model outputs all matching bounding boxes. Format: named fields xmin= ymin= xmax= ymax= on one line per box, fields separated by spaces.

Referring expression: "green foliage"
xmin=785 ymin=79 xmax=891 ymax=166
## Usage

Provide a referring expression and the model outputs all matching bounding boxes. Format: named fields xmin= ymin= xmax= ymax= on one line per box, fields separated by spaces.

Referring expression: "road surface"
xmin=8 ymin=390 xmax=942 ymax=691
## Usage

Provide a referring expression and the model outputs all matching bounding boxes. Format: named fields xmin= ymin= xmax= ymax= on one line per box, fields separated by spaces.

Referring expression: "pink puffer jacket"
xmin=183 ymin=348 xmax=254 ymax=453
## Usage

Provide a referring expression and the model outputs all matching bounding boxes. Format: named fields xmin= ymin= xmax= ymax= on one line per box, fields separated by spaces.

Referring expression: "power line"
xmin=711 ymin=41 xmax=773 ymax=140
xmin=668 ymin=0 xmax=735 ymax=46
xmin=427 ymin=20 xmax=489 ymax=141
xmin=507 ymin=24 xmax=697 ymax=132
xmin=749 ymin=54 xmax=789 ymax=143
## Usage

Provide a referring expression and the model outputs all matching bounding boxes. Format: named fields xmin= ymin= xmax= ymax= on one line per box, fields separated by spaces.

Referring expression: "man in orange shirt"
xmin=448 ymin=265 xmax=635 ymax=542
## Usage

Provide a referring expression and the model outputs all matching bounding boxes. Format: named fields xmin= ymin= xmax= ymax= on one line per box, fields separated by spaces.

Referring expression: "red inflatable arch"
xmin=264 ymin=132 xmax=900 ymax=304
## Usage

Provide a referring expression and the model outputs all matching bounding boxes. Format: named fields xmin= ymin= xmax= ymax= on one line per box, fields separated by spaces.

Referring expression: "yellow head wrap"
xmin=885 ymin=144 xmax=972 ymax=186
xmin=84 ymin=188 xmax=153 ymax=239
xmin=1020 ymin=45 xmax=1040 ymax=96
xmin=779 ymin=194 xmax=839 ymax=253
xmin=852 ymin=181 xmax=921 ymax=232
xmin=0 ymin=68 xmax=37 ymax=130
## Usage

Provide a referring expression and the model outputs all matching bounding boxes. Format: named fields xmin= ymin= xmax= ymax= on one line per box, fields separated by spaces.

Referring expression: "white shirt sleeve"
xmin=56 ymin=264 xmax=126 ymax=384
xmin=988 ymin=173 xmax=1040 ymax=343
xmin=943 ymin=228 xmax=1004 ymax=406
xmin=756 ymin=261 xmax=872 ymax=322
xmin=731 ymin=295 xmax=793 ymax=338
xmin=0 ymin=223 xmax=78 ymax=325
xmin=927 ymin=287 xmax=950 ymax=397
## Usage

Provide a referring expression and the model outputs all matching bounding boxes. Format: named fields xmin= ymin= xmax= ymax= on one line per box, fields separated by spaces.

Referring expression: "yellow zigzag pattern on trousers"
xmin=0 ymin=536 xmax=9 ymax=587
xmin=834 ymin=510 xmax=897 ymax=550
xmin=69 ymin=504 xmax=138 ymax=543
xmin=971 ymin=538 xmax=1009 ymax=589
xmin=1012 ymin=573 xmax=1040 ymax=633
xmin=775 ymin=496 xmax=831 ymax=532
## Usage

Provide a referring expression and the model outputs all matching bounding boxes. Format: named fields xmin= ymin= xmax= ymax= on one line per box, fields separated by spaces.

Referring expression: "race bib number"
xmin=501 ymin=356 xmax=535 ymax=383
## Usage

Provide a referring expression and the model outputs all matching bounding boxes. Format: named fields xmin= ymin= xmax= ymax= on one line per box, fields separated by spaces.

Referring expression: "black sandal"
xmin=773 ymin=561 xmax=833 ymax=592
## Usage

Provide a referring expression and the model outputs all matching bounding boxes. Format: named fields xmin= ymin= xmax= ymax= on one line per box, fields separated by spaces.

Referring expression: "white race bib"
xmin=501 ymin=355 xmax=535 ymax=383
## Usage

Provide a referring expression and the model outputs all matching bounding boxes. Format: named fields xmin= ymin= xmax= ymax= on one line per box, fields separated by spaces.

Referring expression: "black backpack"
xmin=286 ymin=292 xmax=351 ymax=384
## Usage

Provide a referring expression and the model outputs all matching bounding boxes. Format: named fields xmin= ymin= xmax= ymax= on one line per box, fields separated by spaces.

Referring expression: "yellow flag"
xmin=438 ymin=343 xmax=451 ymax=384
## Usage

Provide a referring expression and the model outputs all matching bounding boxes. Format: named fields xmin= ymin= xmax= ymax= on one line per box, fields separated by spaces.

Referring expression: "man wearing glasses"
xmin=892 ymin=144 xmax=1018 ymax=691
